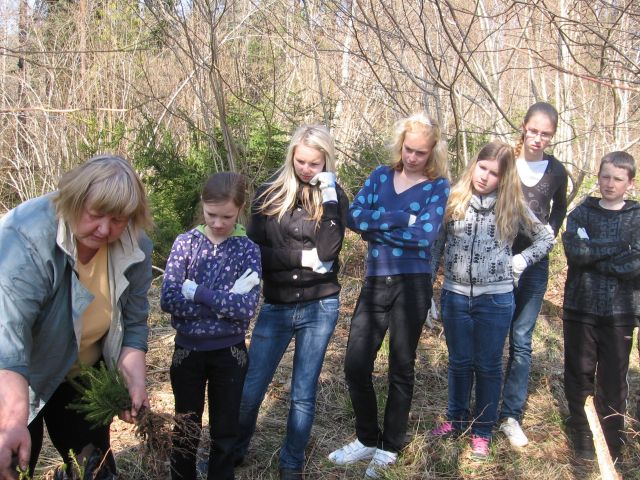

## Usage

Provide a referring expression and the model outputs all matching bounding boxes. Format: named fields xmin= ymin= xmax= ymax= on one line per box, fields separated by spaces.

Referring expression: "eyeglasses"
xmin=525 ymin=128 xmax=553 ymax=141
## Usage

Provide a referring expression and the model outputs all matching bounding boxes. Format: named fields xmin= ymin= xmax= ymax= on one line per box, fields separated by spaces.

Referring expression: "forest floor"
xmin=36 ymin=232 xmax=640 ymax=479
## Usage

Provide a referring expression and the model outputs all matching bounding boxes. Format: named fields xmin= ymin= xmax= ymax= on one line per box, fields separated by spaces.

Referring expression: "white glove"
xmin=182 ymin=279 xmax=198 ymax=300
xmin=408 ymin=214 xmax=417 ymax=226
xmin=512 ymin=254 xmax=527 ymax=287
xmin=310 ymin=172 xmax=338 ymax=203
xmin=577 ymin=227 xmax=589 ymax=240
xmin=425 ymin=298 xmax=438 ymax=328
xmin=301 ymin=248 xmax=334 ymax=274
xmin=230 ymin=268 xmax=260 ymax=294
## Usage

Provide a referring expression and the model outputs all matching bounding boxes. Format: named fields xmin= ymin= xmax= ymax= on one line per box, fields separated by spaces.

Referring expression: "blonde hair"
xmin=389 ymin=112 xmax=449 ymax=180
xmin=514 ymin=102 xmax=558 ymax=158
xmin=445 ymin=141 xmax=531 ymax=243
xmin=258 ymin=125 xmax=336 ymax=223
xmin=53 ymin=154 xmax=152 ymax=236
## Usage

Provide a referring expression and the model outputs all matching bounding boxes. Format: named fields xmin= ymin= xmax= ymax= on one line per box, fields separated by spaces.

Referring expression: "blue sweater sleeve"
xmin=361 ymin=178 xmax=450 ymax=249
xmin=160 ymin=233 xmax=209 ymax=320
xmin=192 ymin=241 xmax=262 ymax=321
xmin=348 ymin=167 xmax=413 ymax=233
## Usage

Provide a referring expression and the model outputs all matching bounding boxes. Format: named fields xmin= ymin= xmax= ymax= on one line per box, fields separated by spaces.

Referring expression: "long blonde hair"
xmin=389 ymin=112 xmax=449 ymax=180
xmin=258 ymin=125 xmax=336 ymax=223
xmin=445 ymin=141 xmax=531 ymax=243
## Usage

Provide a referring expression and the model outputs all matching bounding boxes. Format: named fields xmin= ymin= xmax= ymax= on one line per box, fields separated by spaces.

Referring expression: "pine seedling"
xmin=69 ymin=362 xmax=131 ymax=427
xmin=69 ymin=361 xmax=200 ymax=477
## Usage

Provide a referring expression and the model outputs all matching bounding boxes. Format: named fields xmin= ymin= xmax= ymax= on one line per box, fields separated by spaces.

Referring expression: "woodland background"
xmin=2 ymin=1 xmax=640 ymax=479
xmin=2 ymin=0 xmax=639 ymax=260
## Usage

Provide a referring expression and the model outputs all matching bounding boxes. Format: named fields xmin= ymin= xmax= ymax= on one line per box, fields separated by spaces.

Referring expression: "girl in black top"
xmin=234 ymin=125 xmax=348 ymax=479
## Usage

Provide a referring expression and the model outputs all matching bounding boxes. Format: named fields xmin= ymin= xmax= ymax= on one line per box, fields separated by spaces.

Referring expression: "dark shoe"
xmin=571 ymin=431 xmax=594 ymax=460
xmin=279 ymin=468 xmax=304 ymax=479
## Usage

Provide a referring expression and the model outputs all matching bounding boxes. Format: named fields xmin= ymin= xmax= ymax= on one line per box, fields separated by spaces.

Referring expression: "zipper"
xmin=468 ymin=196 xmax=482 ymax=297
xmin=469 ymin=221 xmax=478 ymax=297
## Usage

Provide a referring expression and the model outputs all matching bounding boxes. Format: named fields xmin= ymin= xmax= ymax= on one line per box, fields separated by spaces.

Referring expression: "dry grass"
xmin=34 ymin=235 xmax=640 ymax=479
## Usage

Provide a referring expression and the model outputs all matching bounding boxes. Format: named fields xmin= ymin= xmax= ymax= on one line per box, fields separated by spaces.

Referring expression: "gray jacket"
xmin=432 ymin=192 xmax=554 ymax=296
xmin=0 ymin=195 xmax=152 ymax=421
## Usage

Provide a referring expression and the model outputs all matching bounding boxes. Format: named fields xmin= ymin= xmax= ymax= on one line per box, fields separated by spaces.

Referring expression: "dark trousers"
xmin=170 ymin=342 xmax=248 ymax=480
xmin=563 ymin=319 xmax=635 ymax=456
xmin=28 ymin=379 xmax=115 ymax=477
xmin=344 ymin=274 xmax=431 ymax=453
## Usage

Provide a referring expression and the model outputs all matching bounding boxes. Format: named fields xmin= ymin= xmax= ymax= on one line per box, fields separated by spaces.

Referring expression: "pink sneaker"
xmin=470 ymin=435 xmax=490 ymax=459
xmin=431 ymin=421 xmax=457 ymax=438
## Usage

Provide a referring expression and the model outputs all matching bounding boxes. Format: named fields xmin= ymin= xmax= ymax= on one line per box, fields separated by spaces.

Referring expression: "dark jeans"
xmin=441 ymin=290 xmax=514 ymax=439
xmin=28 ymin=378 xmax=115 ymax=477
xmin=501 ymin=257 xmax=549 ymax=421
xmin=563 ymin=319 xmax=634 ymax=456
xmin=170 ymin=342 xmax=248 ymax=480
xmin=344 ymin=274 xmax=431 ymax=453
xmin=236 ymin=296 xmax=339 ymax=471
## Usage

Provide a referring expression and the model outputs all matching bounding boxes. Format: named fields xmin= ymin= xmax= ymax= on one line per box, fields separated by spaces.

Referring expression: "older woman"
xmin=0 ymin=154 xmax=153 ymax=479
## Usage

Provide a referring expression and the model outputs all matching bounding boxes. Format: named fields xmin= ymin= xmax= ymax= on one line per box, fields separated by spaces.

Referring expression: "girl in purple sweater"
xmin=161 ymin=172 xmax=261 ymax=480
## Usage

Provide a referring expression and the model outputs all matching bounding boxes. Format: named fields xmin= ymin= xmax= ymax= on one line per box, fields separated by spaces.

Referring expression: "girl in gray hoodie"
xmin=430 ymin=141 xmax=553 ymax=459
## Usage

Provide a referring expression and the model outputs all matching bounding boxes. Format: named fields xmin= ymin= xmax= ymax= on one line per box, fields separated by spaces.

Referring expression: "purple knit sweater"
xmin=161 ymin=225 xmax=262 ymax=350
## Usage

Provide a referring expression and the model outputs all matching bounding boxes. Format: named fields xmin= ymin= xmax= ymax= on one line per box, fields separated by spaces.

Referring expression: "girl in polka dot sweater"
xmin=328 ymin=113 xmax=450 ymax=478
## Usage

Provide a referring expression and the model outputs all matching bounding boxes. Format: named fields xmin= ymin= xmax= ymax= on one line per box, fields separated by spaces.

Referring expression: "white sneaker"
xmin=328 ymin=439 xmax=376 ymax=465
xmin=499 ymin=417 xmax=529 ymax=447
xmin=365 ymin=448 xmax=398 ymax=479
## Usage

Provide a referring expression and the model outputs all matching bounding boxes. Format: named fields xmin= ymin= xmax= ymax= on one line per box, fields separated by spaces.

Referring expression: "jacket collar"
xmin=56 ymin=217 xmax=143 ymax=268
xmin=470 ymin=191 xmax=497 ymax=211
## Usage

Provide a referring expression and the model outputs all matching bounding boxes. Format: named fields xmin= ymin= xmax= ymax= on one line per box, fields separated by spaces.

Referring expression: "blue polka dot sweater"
xmin=160 ymin=224 xmax=262 ymax=351
xmin=348 ymin=165 xmax=450 ymax=276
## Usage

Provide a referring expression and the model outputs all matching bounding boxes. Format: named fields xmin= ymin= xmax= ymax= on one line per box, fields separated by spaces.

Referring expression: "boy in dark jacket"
xmin=562 ymin=151 xmax=640 ymax=461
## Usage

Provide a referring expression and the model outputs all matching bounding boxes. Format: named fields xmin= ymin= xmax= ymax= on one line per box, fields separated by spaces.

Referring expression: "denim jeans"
xmin=170 ymin=342 xmax=248 ymax=480
xmin=235 ymin=295 xmax=339 ymax=471
xmin=441 ymin=289 xmax=514 ymax=439
xmin=500 ymin=257 xmax=549 ymax=421
xmin=344 ymin=274 xmax=431 ymax=453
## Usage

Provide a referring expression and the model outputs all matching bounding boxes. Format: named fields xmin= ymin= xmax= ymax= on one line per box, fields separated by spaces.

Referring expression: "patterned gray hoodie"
xmin=431 ymin=192 xmax=554 ymax=296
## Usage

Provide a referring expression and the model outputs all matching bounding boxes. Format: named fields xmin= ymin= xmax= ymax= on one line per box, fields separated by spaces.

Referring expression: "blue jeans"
xmin=500 ymin=257 xmax=549 ymax=421
xmin=441 ymin=290 xmax=514 ymax=439
xmin=235 ymin=295 xmax=339 ymax=471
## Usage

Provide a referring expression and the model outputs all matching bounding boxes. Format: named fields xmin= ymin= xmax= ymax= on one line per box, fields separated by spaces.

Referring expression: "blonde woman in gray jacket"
xmin=429 ymin=142 xmax=553 ymax=459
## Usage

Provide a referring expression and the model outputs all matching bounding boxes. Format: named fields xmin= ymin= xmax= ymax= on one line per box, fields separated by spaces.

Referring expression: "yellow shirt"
xmin=68 ymin=245 xmax=112 ymax=377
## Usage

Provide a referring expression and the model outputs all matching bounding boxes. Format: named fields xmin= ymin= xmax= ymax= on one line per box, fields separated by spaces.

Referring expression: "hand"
xmin=512 ymin=254 xmax=527 ymax=287
xmin=0 ymin=424 xmax=30 ymax=479
xmin=577 ymin=227 xmax=589 ymax=240
xmin=119 ymin=383 xmax=150 ymax=424
xmin=408 ymin=214 xmax=417 ymax=226
xmin=117 ymin=347 xmax=149 ymax=424
xmin=310 ymin=172 xmax=338 ymax=203
xmin=230 ymin=269 xmax=260 ymax=294
xmin=181 ymin=279 xmax=198 ymax=300
xmin=301 ymin=248 xmax=334 ymax=274
xmin=425 ymin=297 xmax=438 ymax=328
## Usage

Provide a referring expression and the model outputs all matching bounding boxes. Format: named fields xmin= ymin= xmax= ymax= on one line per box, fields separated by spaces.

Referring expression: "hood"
xmin=583 ymin=196 xmax=640 ymax=212
xmin=469 ymin=191 xmax=497 ymax=212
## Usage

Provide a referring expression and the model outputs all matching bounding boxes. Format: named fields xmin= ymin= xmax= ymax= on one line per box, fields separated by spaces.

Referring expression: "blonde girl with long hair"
xmin=234 ymin=125 xmax=349 ymax=480
xmin=498 ymin=102 xmax=568 ymax=448
xmin=430 ymin=141 xmax=553 ymax=460
xmin=328 ymin=113 xmax=450 ymax=479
